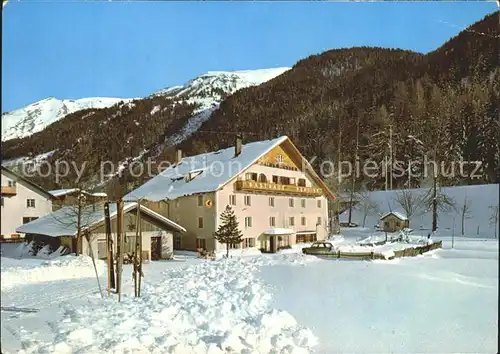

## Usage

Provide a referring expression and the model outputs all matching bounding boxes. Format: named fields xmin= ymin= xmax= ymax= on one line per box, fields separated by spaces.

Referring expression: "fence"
xmin=310 ymin=240 xmax=443 ymax=261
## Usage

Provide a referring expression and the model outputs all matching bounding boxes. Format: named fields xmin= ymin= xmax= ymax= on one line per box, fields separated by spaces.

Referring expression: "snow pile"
xmin=1 ymin=255 xmax=105 ymax=291
xmin=19 ymin=258 xmax=316 ymax=354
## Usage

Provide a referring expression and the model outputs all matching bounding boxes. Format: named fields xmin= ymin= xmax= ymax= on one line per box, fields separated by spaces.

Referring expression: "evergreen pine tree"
xmin=214 ymin=205 xmax=243 ymax=258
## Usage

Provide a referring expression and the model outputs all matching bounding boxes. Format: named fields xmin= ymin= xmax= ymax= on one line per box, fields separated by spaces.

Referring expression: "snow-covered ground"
xmin=1 ymin=232 xmax=497 ymax=353
xmin=341 ymin=183 xmax=499 ymax=239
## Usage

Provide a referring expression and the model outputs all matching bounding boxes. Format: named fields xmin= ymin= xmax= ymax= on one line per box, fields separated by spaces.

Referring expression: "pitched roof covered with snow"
xmin=49 ymin=188 xmax=79 ymax=197
xmin=124 ymin=136 xmax=290 ymax=202
xmin=380 ymin=211 xmax=408 ymax=221
xmin=16 ymin=202 xmax=185 ymax=237
xmin=49 ymin=188 xmax=107 ymax=198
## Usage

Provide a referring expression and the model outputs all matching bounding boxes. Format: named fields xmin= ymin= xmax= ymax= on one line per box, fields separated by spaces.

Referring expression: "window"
xmin=1 ymin=198 xmax=3 ymax=207
xmin=280 ymin=176 xmax=291 ymax=185
xmin=278 ymin=235 xmax=290 ymax=248
xmin=229 ymin=195 xmax=236 ymax=206
xmin=290 ymin=177 xmax=296 ymax=185
xmin=245 ymin=172 xmax=258 ymax=181
xmin=174 ymin=234 xmax=181 ymax=249
xmin=301 ymin=217 xmax=306 ymax=226
xmin=258 ymin=174 xmax=267 ymax=182
xmin=317 ymin=217 xmax=322 ymax=225
xmin=243 ymin=238 xmax=256 ymax=248
xmin=317 ymin=199 xmax=321 ymax=208
xmin=244 ymin=195 xmax=251 ymax=206
xmin=198 ymin=217 xmax=204 ymax=228
xmin=301 ymin=199 xmax=306 ymax=208
xmin=307 ymin=234 xmax=317 ymax=243
xmin=269 ymin=197 xmax=275 ymax=207
xmin=196 ymin=238 xmax=206 ymax=250
xmin=289 ymin=217 xmax=295 ymax=226
xmin=197 ymin=195 xmax=203 ymax=206
xmin=272 ymin=175 xmax=279 ymax=184
xmin=26 ymin=199 xmax=35 ymax=208
xmin=22 ymin=217 xmax=38 ymax=224
xmin=229 ymin=243 xmax=240 ymax=249
xmin=298 ymin=178 xmax=306 ymax=187
xmin=269 ymin=216 xmax=276 ymax=226
xmin=245 ymin=216 xmax=252 ymax=228
xmin=289 ymin=198 xmax=294 ymax=207
xmin=276 ymin=154 xmax=284 ymax=163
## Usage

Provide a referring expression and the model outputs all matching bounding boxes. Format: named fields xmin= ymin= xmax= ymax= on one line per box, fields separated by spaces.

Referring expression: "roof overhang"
xmin=1 ymin=166 xmax=54 ymax=200
xmin=16 ymin=202 xmax=185 ymax=237
xmin=263 ymin=228 xmax=295 ymax=235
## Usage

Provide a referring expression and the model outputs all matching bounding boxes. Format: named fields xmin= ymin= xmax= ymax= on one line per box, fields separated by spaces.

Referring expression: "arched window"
xmin=298 ymin=178 xmax=306 ymax=187
xmin=259 ymin=174 xmax=267 ymax=182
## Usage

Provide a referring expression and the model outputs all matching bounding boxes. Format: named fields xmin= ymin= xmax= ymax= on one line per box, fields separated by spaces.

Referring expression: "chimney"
xmin=235 ymin=134 xmax=242 ymax=157
xmin=176 ymin=149 xmax=183 ymax=164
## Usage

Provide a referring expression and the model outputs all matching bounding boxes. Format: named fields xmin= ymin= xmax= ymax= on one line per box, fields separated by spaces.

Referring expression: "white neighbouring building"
xmin=1 ymin=166 xmax=54 ymax=240
xmin=124 ymin=136 xmax=336 ymax=253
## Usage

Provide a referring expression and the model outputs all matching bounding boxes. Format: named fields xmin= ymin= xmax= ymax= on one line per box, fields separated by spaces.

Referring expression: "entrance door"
xmin=269 ymin=236 xmax=276 ymax=253
xmin=150 ymin=236 xmax=162 ymax=260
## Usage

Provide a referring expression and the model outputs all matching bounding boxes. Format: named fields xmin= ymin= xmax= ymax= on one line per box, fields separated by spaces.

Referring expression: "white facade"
xmin=1 ymin=169 xmax=53 ymax=238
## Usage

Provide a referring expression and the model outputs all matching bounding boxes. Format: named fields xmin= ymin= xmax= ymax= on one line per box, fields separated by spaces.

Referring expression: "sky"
xmin=2 ymin=1 xmax=498 ymax=112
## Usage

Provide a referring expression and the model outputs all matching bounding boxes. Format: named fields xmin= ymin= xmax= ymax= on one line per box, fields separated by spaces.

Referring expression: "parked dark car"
xmin=302 ymin=241 xmax=336 ymax=255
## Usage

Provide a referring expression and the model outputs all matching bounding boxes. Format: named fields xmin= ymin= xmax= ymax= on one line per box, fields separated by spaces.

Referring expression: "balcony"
xmin=1 ymin=186 xmax=17 ymax=196
xmin=235 ymin=180 xmax=323 ymax=197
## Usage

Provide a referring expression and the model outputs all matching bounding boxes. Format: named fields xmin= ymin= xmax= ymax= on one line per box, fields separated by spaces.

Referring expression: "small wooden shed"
xmin=380 ymin=212 xmax=409 ymax=232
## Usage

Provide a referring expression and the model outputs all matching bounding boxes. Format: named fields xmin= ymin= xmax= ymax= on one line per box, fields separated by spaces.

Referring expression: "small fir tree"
xmin=214 ymin=205 xmax=243 ymax=258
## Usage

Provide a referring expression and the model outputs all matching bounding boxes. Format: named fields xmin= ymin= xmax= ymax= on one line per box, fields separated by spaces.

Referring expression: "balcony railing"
xmin=1 ymin=186 xmax=17 ymax=196
xmin=235 ymin=180 xmax=323 ymax=197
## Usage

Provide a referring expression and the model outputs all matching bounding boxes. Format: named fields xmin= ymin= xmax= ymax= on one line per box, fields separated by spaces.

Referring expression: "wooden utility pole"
xmin=85 ymin=231 xmax=103 ymax=298
xmin=138 ymin=203 xmax=143 ymax=297
xmin=133 ymin=202 xmax=141 ymax=297
xmin=389 ymin=124 xmax=393 ymax=190
xmin=348 ymin=116 xmax=360 ymax=225
xmin=104 ymin=202 xmax=115 ymax=295
xmin=116 ymin=199 xmax=124 ymax=301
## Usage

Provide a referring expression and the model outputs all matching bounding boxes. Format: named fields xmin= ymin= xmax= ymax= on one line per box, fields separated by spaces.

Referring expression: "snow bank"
xmin=20 ymin=257 xmax=316 ymax=353
xmin=1 ymin=255 xmax=105 ymax=291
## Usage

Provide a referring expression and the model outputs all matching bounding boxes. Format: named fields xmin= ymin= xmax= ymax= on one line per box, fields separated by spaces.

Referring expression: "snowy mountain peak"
xmin=1 ymin=68 xmax=290 ymax=143
xmin=153 ymin=67 xmax=290 ymax=145
xmin=2 ymin=97 xmax=129 ymax=141
xmin=154 ymin=67 xmax=290 ymax=99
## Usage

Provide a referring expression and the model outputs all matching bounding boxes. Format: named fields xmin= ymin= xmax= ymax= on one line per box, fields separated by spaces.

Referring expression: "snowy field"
xmin=340 ymin=183 xmax=499 ymax=239
xmin=1 ymin=234 xmax=497 ymax=353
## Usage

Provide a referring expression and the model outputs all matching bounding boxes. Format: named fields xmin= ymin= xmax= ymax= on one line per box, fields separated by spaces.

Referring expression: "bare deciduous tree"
xmin=51 ymin=189 xmax=103 ymax=297
xmin=393 ymin=189 xmax=425 ymax=227
xmin=459 ymin=195 xmax=473 ymax=236
xmin=489 ymin=204 xmax=499 ymax=239
xmin=423 ymin=176 xmax=457 ymax=232
xmin=358 ymin=190 xmax=379 ymax=227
